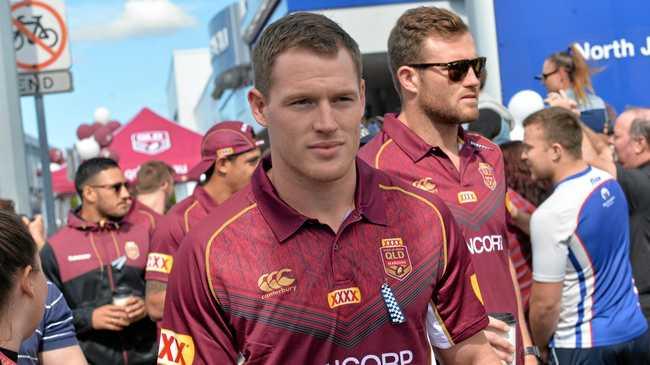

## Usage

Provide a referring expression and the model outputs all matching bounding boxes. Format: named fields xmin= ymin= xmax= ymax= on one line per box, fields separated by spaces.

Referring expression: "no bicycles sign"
xmin=11 ymin=0 xmax=71 ymax=73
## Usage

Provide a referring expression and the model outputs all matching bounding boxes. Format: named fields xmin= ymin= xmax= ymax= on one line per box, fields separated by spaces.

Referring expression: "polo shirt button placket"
xmin=333 ymin=243 xmax=340 ymax=251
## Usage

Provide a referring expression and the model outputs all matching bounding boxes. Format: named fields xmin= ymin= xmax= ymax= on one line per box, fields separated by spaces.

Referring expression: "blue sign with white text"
xmin=494 ymin=1 xmax=650 ymax=114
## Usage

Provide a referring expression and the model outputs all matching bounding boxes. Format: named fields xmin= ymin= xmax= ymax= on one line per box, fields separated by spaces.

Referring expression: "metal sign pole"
xmin=34 ymin=92 xmax=56 ymax=234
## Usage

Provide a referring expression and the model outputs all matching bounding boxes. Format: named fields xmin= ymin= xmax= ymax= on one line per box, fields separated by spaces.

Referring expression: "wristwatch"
xmin=525 ymin=346 xmax=543 ymax=363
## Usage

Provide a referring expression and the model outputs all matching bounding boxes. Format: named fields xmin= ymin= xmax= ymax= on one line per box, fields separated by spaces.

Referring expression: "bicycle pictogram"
xmin=13 ymin=15 xmax=59 ymax=51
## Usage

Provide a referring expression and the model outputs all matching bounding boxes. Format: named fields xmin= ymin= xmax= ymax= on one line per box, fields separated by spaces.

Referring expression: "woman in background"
xmin=537 ymin=43 xmax=609 ymax=133
xmin=0 ymin=210 xmax=47 ymax=364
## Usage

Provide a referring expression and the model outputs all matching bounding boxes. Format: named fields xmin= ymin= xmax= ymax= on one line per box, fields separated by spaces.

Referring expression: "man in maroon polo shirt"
xmin=144 ymin=121 xmax=262 ymax=321
xmin=40 ymin=158 xmax=156 ymax=364
xmin=157 ymin=12 xmax=499 ymax=364
xmin=125 ymin=160 xmax=176 ymax=236
xmin=359 ymin=7 xmax=537 ymax=364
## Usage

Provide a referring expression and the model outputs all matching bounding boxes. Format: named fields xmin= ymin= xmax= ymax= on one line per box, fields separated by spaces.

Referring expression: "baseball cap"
xmin=188 ymin=121 xmax=264 ymax=181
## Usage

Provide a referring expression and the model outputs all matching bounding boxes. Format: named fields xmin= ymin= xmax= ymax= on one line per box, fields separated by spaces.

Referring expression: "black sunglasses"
xmin=90 ymin=182 xmax=129 ymax=194
xmin=534 ymin=68 xmax=559 ymax=81
xmin=408 ymin=57 xmax=486 ymax=82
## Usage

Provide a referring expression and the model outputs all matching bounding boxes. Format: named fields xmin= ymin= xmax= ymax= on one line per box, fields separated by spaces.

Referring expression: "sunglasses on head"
xmin=408 ymin=57 xmax=486 ymax=82
xmin=90 ymin=182 xmax=129 ymax=194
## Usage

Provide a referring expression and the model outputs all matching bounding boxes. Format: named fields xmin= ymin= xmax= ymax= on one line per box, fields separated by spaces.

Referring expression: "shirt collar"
xmin=192 ymin=185 xmax=219 ymax=212
xmin=383 ymin=113 xmax=494 ymax=161
xmin=251 ymin=156 xmax=387 ymax=243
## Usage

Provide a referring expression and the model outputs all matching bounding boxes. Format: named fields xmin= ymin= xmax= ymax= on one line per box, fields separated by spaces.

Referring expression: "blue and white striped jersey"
xmin=531 ymin=166 xmax=647 ymax=348
xmin=18 ymin=282 xmax=78 ymax=364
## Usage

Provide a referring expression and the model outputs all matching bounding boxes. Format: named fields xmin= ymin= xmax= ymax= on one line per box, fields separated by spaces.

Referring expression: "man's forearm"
xmin=145 ymin=280 xmax=167 ymax=321
xmin=529 ymin=303 xmax=559 ymax=350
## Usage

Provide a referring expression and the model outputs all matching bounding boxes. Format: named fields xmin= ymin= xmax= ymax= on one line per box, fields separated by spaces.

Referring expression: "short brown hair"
xmin=388 ymin=7 xmax=469 ymax=93
xmin=135 ymin=161 xmax=174 ymax=195
xmin=252 ymin=12 xmax=362 ymax=96
xmin=523 ymin=107 xmax=583 ymax=159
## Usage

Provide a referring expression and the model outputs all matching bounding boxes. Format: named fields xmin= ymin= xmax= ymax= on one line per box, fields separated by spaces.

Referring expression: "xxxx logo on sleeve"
xmin=158 ymin=328 xmax=195 ymax=365
xmin=146 ymin=252 xmax=174 ymax=274
xmin=328 ymin=287 xmax=362 ymax=309
xmin=258 ymin=268 xmax=296 ymax=299
xmin=380 ymin=238 xmax=413 ymax=281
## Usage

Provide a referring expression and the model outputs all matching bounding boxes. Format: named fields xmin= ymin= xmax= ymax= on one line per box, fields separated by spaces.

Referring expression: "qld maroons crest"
xmin=478 ymin=162 xmax=497 ymax=191
xmin=131 ymin=131 xmax=171 ymax=155
xmin=380 ymin=238 xmax=412 ymax=281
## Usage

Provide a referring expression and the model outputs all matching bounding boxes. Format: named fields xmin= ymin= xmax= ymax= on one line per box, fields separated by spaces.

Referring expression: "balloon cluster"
xmin=74 ymin=107 xmax=121 ymax=161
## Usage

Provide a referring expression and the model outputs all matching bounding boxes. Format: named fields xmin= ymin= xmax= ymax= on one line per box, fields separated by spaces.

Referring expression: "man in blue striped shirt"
xmin=18 ymin=282 xmax=86 ymax=365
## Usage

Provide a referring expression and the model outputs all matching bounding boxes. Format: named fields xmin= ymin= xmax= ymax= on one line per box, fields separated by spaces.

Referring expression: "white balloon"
xmin=75 ymin=137 xmax=101 ymax=160
xmin=507 ymin=90 xmax=545 ymax=141
xmin=94 ymin=107 xmax=111 ymax=124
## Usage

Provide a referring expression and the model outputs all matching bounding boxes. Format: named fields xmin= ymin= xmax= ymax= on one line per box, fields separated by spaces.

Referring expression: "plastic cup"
xmin=488 ymin=312 xmax=517 ymax=365
xmin=112 ymin=286 xmax=132 ymax=307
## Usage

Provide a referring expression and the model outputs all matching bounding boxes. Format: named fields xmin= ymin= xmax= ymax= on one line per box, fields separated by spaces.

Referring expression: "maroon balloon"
xmin=107 ymin=120 xmax=121 ymax=132
xmin=93 ymin=125 xmax=113 ymax=147
xmin=90 ymin=122 xmax=103 ymax=133
xmin=99 ymin=147 xmax=119 ymax=163
xmin=76 ymin=124 xmax=93 ymax=140
xmin=48 ymin=148 xmax=64 ymax=164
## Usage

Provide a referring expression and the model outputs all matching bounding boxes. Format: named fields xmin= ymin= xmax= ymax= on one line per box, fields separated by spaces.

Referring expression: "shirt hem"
xmin=552 ymin=325 xmax=648 ymax=348
xmin=450 ymin=315 xmax=490 ymax=345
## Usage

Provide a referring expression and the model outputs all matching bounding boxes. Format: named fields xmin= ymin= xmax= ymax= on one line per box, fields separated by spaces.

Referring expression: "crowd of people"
xmin=1 ymin=5 xmax=649 ymax=365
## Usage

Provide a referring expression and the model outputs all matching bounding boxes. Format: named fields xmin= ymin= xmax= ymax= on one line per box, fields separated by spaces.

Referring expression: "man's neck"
xmin=201 ymin=178 xmax=231 ymax=206
xmin=631 ymin=154 xmax=650 ymax=169
xmin=136 ymin=190 xmax=166 ymax=215
xmin=79 ymin=204 xmax=105 ymax=223
xmin=552 ymin=158 xmax=590 ymax=185
xmin=269 ymin=159 xmax=356 ymax=233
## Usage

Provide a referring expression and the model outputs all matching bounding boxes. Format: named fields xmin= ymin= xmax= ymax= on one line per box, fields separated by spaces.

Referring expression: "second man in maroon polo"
xmin=144 ymin=121 xmax=262 ymax=321
xmin=359 ymin=6 xmax=536 ymax=365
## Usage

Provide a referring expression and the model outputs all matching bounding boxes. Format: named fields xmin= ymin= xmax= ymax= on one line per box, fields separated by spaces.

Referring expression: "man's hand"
xmin=91 ymin=305 xmax=129 ymax=331
xmin=124 ymin=296 xmax=147 ymax=324
xmin=484 ymin=317 xmax=515 ymax=363
xmin=22 ymin=214 xmax=46 ymax=250
xmin=545 ymin=91 xmax=579 ymax=116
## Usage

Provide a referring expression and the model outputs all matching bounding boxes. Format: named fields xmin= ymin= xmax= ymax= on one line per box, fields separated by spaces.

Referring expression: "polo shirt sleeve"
xmin=41 ymin=283 xmax=78 ymax=352
xmin=427 ymin=208 xmax=489 ymax=349
xmin=158 ymin=233 xmax=238 ymax=364
xmin=530 ymin=207 xmax=569 ymax=283
xmin=146 ymin=215 xmax=180 ymax=283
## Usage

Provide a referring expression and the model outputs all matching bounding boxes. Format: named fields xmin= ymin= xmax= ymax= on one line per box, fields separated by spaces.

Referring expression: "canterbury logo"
xmin=257 ymin=269 xmax=295 ymax=292
xmin=328 ymin=287 xmax=361 ymax=309
xmin=412 ymin=177 xmax=437 ymax=193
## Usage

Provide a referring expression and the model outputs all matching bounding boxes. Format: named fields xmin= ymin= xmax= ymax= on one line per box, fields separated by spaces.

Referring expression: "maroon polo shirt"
xmin=125 ymin=199 xmax=163 ymax=237
xmin=145 ymin=186 xmax=217 ymax=283
xmin=360 ymin=113 xmax=522 ymax=362
xmin=157 ymin=157 xmax=488 ymax=364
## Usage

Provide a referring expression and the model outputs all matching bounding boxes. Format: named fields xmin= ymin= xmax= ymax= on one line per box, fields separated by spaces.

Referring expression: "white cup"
xmin=489 ymin=312 xmax=517 ymax=365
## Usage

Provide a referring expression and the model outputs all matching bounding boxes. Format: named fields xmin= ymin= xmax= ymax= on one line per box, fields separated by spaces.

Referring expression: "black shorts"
xmin=550 ymin=330 xmax=650 ymax=365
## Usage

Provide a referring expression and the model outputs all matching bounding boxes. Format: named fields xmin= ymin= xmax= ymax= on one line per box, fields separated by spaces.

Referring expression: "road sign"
xmin=11 ymin=0 xmax=71 ymax=73
xmin=18 ymin=70 xmax=73 ymax=96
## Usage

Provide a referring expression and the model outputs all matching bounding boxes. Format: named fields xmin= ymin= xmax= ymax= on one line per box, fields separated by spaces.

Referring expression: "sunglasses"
xmin=90 ymin=182 xmax=130 ymax=194
xmin=408 ymin=57 xmax=486 ymax=82
xmin=534 ymin=69 xmax=559 ymax=81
